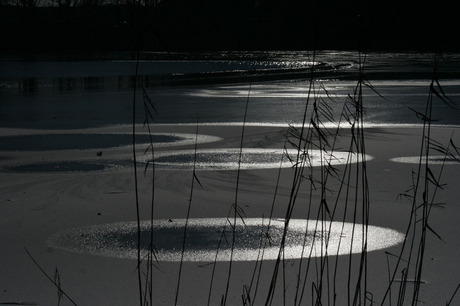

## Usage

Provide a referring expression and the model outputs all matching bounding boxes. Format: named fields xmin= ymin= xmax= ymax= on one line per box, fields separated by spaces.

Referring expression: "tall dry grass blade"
xmin=131 ymin=49 xmax=143 ymax=306
xmin=175 ymin=118 xmax=201 ymax=306
xmin=24 ymin=248 xmax=78 ymax=306
xmin=264 ymin=50 xmax=318 ymax=306
xmin=53 ymin=268 xmax=63 ymax=306
xmin=138 ymin=70 xmax=161 ymax=306
xmin=446 ymin=283 xmax=460 ymax=305
xmin=379 ymin=52 xmax=459 ymax=306
xmin=222 ymin=82 xmax=252 ymax=305
xmin=245 ymin=137 xmax=291 ymax=305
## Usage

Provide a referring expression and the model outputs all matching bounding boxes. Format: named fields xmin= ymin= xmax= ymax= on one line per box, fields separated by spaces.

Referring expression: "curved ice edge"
xmin=47 ymin=218 xmax=405 ymax=262
xmin=146 ymin=122 xmax=460 ymax=129
xmin=0 ymin=132 xmax=222 ymax=150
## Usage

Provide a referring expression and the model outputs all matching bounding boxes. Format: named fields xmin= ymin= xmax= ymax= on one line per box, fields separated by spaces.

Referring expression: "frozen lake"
xmin=1 ymin=51 xmax=460 ymax=129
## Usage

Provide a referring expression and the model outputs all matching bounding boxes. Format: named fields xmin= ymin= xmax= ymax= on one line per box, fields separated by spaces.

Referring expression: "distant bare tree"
xmin=78 ymin=0 xmax=105 ymax=7
xmin=120 ymin=0 xmax=158 ymax=7
xmin=142 ymin=0 xmax=158 ymax=6
xmin=14 ymin=0 xmax=41 ymax=7
xmin=56 ymin=0 xmax=78 ymax=7
xmin=120 ymin=0 xmax=139 ymax=5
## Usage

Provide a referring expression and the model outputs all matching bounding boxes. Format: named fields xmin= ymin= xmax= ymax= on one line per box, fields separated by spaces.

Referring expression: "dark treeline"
xmin=0 ymin=0 xmax=457 ymax=53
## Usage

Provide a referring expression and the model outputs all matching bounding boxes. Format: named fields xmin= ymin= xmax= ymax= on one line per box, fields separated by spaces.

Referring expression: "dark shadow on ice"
xmin=4 ymin=161 xmax=109 ymax=172
xmin=0 ymin=134 xmax=183 ymax=151
xmin=2 ymin=159 xmax=141 ymax=173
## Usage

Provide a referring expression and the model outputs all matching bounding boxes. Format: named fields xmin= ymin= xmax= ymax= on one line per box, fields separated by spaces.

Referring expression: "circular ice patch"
xmin=48 ymin=218 xmax=404 ymax=262
xmin=390 ymin=155 xmax=460 ymax=165
xmin=0 ymin=133 xmax=221 ymax=151
xmin=148 ymin=148 xmax=373 ymax=170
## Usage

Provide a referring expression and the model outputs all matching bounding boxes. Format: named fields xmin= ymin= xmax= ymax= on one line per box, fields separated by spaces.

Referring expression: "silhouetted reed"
xmin=131 ymin=49 xmax=459 ymax=306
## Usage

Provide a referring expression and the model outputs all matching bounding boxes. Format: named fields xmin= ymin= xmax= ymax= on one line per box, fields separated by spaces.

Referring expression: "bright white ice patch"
xmin=146 ymin=148 xmax=373 ymax=170
xmin=48 ymin=218 xmax=404 ymax=262
xmin=390 ymin=155 xmax=460 ymax=165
